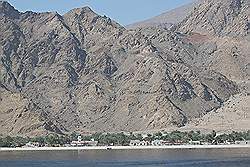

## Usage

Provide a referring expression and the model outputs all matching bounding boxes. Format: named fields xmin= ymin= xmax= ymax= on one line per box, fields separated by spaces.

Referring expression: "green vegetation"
xmin=0 ymin=134 xmax=71 ymax=147
xmin=0 ymin=136 xmax=28 ymax=147
xmin=81 ymin=132 xmax=143 ymax=146
xmin=0 ymin=130 xmax=249 ymax=147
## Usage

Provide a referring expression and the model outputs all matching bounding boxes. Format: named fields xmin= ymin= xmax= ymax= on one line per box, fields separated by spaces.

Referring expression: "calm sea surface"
xmin=0 ymin=148 xmax=250 ymax=167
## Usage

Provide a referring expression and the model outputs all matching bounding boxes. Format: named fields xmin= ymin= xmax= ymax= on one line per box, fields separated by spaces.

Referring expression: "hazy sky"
xmin=7 ymin=0 xmax=193 ymax=25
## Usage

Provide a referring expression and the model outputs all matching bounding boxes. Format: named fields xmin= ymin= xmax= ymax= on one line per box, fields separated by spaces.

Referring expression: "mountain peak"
xmin=63 ymin=5 xmax=124 ymax=37
xmin=81 ymin=6 xmax=94 ymax=12
xmin=0 ymin=1 xmax=20 ymax=18
xmin=127 ymin=1 xmax=197 ymax=29
xmin=66 ymin=6 xmax=97 ymax=16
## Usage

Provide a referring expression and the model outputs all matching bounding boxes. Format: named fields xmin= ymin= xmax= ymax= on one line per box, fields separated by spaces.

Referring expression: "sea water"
xmin=0 ymin=148 xmax=249 ymax=167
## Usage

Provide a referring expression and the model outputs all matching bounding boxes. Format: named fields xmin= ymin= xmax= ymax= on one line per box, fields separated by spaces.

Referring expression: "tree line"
xmin=0 ymin=130 xmax=249 ymax=147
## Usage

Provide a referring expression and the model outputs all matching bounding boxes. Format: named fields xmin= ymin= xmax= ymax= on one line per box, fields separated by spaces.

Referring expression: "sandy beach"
xmin=0 ymin=145 xmax=250 ymax=152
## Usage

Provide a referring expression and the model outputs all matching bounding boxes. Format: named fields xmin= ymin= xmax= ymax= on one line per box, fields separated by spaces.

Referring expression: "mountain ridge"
xmin=0 ymin=1 xmax=248 ymax=137
xmin=127 ymin=0 xmax=199 ymax=29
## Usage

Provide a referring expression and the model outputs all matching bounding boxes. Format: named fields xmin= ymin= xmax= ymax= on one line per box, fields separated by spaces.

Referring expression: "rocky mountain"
xmin=128 ymin=0 xmax=250 ymax=81
xmin=176 ymin=0 xmax=250 ymax=133
xmin=179 ymin=0 xmax=249 ymax=37
xmin=182 ymin=92 xmax=250 ymax=133
xmin=178 ymin=0 xmax=250 ymax=81
xmin=0 ymin=0 xmax=247 ymax=136
xmin=127 ymin=1 xmax=197 ymax=29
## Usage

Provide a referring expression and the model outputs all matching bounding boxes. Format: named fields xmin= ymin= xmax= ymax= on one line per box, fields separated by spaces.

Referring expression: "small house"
xmin=139 ymin=141 xmax=150 ymax=146
xmin=24 ymin=142 xmax=40 ymax=148
xmin=189 ymin=141 xmax=201 ymax=145
xmin=129 ymin=140 xmax=141 ymax=146
xmin=129 ymin=140 xmax=150 ymax=146
xmin=71 ymin=136 xmax=98 ymax=147
xmin=235 ymin=140 xmax=250 ymax=145
xmin=162 ymin=141 xmax=173 ymax=146
xmin=151 ymin=140 xmax=164 ymax=146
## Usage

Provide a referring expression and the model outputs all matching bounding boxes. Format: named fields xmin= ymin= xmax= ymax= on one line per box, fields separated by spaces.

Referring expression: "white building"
xmin=71 ymin=136 xmax=98 ymax=147
xmin=235 ymin=140 xmax=250 ymax=145
xmin=151 ymin=140 xmax=164 ymax=146
xmin=24 ymin=142 xmax=40 ymax=148
xmin=129 ymin=140 xmax=150 ymax=146
xmin=129 ymin=140 xmax=140 ymax=146
xmin=189 ymin=141 xmax=201 ymax=145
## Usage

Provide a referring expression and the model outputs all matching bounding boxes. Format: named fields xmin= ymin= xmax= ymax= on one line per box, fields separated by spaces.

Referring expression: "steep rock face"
xmin=63 ymin=7 xmax=124 ymax=45
xmin=179 ymin=0 xmax=249 ymax=37
xmin=182 ymin=93 xmax=250 ymax=132
xmin=0 ymin=1 xmax=239 ymax=136
xmin=178 ymin=0 xmax=250 ymax=81
xmin=0 ymin=1 xmax=19 ymax=19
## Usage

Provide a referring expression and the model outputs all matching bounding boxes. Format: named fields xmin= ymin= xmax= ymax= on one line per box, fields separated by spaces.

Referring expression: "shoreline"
xmin=1 ymin=145 xmax=250 ymax=152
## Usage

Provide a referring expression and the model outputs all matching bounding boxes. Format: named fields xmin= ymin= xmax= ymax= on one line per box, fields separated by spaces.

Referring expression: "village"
xmin=128 ymin=139 xmax=250 ymax=147
xmin=20 ymin=131 xmax=250 ymax=148
xmin=1 ymin=130 xmax=250 ymax=149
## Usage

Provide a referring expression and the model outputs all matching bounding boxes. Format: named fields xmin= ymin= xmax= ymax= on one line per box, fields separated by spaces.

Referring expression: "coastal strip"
xmin=1 ymin=145 xmax=250 ymax=152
